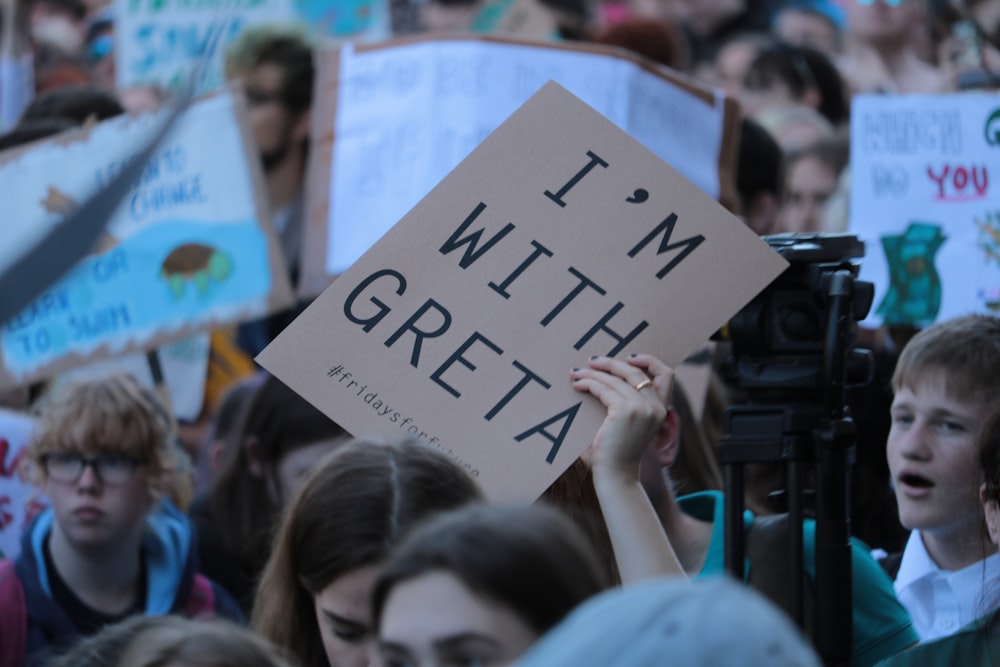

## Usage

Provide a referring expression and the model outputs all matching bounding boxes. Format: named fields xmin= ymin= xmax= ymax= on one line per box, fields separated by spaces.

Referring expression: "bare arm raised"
xmin=570 ymin=353 xmax=687 ymax=585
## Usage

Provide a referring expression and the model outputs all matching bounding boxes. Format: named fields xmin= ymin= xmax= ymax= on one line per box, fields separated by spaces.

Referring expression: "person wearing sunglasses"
xmin=840 ymin=0 xmax=950 ymax=94
xmin=0 ymin=374 xmax=243 ymax=667
xmin=223 ymin=24 xmax=318 ymax=359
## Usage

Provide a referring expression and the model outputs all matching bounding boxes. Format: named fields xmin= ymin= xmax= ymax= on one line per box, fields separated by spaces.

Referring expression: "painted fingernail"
xmin=590 ymin=355 xmax=599 ymax=361
xmin=628 ymin=353 xmax=638 ymax=358
xmin=571 ymin=368 xmax=580 ymax=372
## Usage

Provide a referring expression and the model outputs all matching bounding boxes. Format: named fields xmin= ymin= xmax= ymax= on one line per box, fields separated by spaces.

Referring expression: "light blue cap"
xmin=515 ymin=577 xmax=821 ymax=667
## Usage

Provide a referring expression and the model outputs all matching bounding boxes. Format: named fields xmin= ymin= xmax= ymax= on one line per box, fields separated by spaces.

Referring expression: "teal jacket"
xmin=680 ymin=491 xmax=918 ymax=667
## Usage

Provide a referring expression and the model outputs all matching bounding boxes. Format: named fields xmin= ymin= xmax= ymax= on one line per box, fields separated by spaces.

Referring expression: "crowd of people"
xmin=2 ymin=0 xmax=1000 ymax=664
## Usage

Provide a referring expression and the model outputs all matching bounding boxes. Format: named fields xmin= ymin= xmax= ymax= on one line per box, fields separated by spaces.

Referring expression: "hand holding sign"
xmin=571 ymin=354 xmax=671 ymax=475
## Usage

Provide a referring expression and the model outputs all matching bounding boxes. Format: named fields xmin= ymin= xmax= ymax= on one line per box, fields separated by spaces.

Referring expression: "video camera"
xmin=716 ymin=232 xmax=875 ymax=667
xmin=722 ymin=232 xmax=874 ymax=409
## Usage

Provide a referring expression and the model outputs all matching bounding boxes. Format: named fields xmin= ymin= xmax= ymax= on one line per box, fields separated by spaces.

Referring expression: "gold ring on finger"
xmin=634 ymin=378 xmax=654 ymax=392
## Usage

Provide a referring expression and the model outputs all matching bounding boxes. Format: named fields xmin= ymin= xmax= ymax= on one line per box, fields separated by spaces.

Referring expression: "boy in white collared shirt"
xmin=884 ymin=314 xmax=1000 ymax=641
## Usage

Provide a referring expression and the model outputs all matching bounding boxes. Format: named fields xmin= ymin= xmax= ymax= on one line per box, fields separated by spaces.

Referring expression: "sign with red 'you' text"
xmin=850 ymin=93 xmax=1000 ymax=326
xmin=257 ymin=82 xmax=787 ymax=501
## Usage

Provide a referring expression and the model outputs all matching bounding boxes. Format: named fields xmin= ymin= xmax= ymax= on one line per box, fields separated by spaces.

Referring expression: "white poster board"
xmin=850 ymin=94 xmax=1000 ymax=327
xmin=299 ymin=36 xmax=738 ymax=294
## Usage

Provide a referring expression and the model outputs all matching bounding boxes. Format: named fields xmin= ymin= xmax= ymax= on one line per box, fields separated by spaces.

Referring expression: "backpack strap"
xmin=183 ymin=574 xmax=217 ymax=621
xmin=0 ymin=559 xmax=26 ymax=667
xmin=745 ymin=514 xmax=817 ymax=640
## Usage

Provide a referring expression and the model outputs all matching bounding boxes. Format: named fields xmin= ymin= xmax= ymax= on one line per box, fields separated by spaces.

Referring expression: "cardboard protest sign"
xmin=259 ymin=82 xmax=786 ymax=501
xmin=299 ymin=34 xmax=740 ymax=296
xmin=850 ymin=94 xmax=1000 ymax=327
xmin=0 ymin=409 xmax=44 ymax=560
xmin=114 ymin=0 xmax=293 ymax=93
xmin=0 ymin=90 xmax=293 ymax=389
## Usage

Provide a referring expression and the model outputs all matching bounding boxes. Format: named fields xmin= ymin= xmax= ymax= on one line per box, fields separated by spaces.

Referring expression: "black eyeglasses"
xmin=41 ymin=452 xmax=142 ymax=486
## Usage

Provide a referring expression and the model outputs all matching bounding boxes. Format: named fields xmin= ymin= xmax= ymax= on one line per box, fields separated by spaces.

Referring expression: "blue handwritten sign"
xmin=114 ymin=0 xmax=293 ymax=93
xmin=0 ymin=91 xmax=293 ymax=387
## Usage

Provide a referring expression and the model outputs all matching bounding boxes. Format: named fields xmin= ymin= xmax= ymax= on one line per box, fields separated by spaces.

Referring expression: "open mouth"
xmin=900 ymin=474 xmax=934 ymax=489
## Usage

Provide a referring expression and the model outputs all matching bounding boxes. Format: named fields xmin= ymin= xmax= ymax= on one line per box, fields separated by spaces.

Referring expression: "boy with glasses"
xmin=0 ymin=374 xmax=242 ymax=666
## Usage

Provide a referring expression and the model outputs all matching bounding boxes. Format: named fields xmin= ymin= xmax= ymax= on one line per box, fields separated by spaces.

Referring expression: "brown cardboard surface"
xmin=298 ymin=34 xmax=740 ymax=298
xmin=259 ymin=82 xmax=786 ymax=502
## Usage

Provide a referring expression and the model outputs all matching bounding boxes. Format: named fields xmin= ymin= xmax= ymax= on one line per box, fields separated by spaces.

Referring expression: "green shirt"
xmin=679 ymin=491 xmax=918 ymax=667
xmin=875 ymin=609 xmax=1000 ymax=667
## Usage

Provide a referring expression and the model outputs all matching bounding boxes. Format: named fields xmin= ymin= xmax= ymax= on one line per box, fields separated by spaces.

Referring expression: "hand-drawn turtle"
xmin=160 ymin=242 xmax=233 ymax=299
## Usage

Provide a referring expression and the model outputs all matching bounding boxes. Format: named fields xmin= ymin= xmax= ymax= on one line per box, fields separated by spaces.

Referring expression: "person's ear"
xmin=208 ymin=440 xmax=226 ymax=474
xmin=654 ymin=406 xmax=682 ymax=468
xmin=147 ymin=482 xmax=164 ymax=509
xmin=244 ymin=435 xmax=264 ymax=478
xmin=745 ymin=192 xmax=780 ymax=235
xmin=146 ymin=463 xmax=169 ymax=509
xmin=907 ymin=0 xmax=927 ymax=24
xmin=800 ymin=85 xmax=821 ymax=111
xmin=292 ymin=106 xmax=311 ymax=143
xmin=981 ymin=483 xmax=1000 ymax=546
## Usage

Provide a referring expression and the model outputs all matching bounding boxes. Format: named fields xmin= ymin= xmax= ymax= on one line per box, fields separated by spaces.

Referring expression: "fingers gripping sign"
xmin=570 ymin=354 xmax=674 ymax=475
